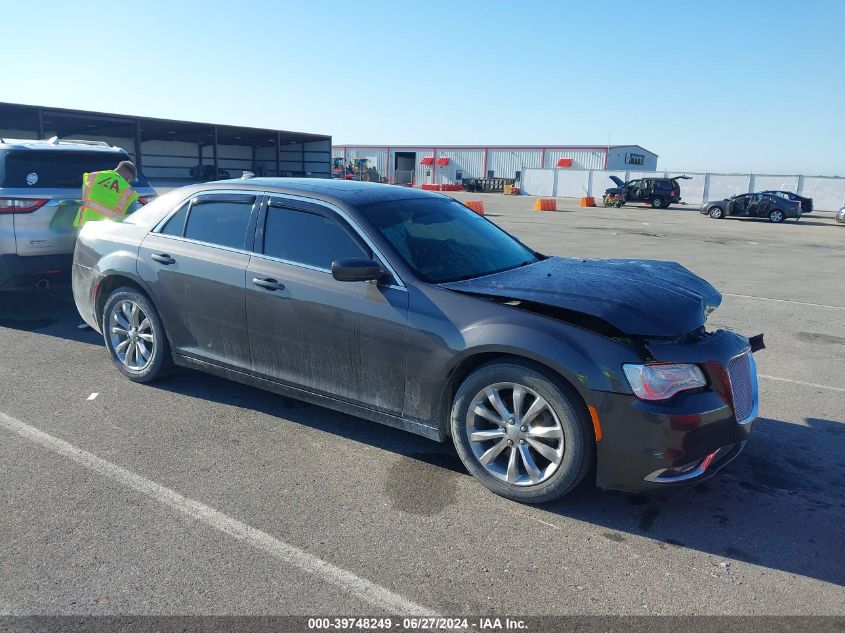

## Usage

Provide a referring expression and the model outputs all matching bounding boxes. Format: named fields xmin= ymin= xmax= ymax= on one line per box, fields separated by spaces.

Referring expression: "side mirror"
xmin=331 ymin=257 xmax=383 ymax=283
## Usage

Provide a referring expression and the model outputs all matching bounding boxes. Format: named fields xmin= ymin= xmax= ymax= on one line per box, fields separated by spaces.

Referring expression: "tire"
xmin=709 ymin=207 xmax=724 ymax=219
xmin=769 ymin=209 xmax=785 ymax=223
xmin=651 ymin=198 xmax=663 ymax=209
xmin=102 ymin=287 xmax=172 ymax=383
xmin=450 ymin=362 xmax=594 ymax=503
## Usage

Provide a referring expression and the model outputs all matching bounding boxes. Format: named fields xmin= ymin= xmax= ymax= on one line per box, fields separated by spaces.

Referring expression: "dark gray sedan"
xmin=700 ymin=192 xmax=802 ymax=223
xmin=73 ymin=179 xmax=761 ymax=503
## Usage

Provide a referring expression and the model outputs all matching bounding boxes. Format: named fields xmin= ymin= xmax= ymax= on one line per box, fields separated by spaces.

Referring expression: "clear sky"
xmin=1 ymin=0 xmax=843 ymax=175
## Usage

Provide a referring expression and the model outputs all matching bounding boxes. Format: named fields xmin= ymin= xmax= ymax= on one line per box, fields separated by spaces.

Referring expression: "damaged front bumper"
xmin=593 ymin=328 xmax=761 ymax=493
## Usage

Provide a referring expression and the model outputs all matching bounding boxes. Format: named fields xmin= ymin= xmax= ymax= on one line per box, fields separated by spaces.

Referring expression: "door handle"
xmin=252 ymin=277 xmax=286 ymax=291
xmin=150 ymin=253 xmax=176 ymax=265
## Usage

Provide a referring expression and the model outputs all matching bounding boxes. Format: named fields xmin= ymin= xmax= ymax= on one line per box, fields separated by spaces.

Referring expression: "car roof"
xmin=0 ymin=137 xmax=128 ymax=154
xmin=211 ymin=177 xmax=447 ymax=206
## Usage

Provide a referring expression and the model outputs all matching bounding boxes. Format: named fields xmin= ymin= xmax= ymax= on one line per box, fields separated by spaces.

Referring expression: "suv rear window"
xmin=653 ymin=180 xmax=673 ymax=190
xmin=0 ymin=149 xmax=150 ymax=189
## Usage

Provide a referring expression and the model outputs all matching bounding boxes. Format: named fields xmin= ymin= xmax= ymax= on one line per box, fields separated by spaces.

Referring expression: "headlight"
xmin=623 ymin=363 xmax=707 ymax=400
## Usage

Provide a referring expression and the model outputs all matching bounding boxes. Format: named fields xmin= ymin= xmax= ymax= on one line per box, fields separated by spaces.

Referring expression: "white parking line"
xmin=87 ymin=393 xmax=99 ymax=401
xmin=759 ymin=374 xmax=845 ymax=393
xmin=0 ymin=412 xmax=432 ymax=616
xmin=724 ymin=293 xmax=845 ymax=311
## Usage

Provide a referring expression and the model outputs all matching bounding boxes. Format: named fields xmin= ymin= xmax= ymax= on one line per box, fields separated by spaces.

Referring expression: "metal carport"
xmin=0 ymin=102 xmax=332 ymax=184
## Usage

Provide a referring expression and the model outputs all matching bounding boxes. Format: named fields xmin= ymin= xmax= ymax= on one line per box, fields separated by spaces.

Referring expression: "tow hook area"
xmin=749 ymin=333 xmax=765 ymax=353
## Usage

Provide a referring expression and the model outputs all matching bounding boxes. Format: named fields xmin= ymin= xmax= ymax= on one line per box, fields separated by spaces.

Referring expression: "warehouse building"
xmin=331 ymin=144 xmax=658 ymax=186
xmin=0 ymin=102 xmax=332 ymax=184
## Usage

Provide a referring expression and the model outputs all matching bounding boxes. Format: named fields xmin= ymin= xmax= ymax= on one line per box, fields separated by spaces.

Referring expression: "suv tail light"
xmin=138 ymin=195 xmax=156 ymax=206
xmin=0 ymin=198 xmax=49 ymax=214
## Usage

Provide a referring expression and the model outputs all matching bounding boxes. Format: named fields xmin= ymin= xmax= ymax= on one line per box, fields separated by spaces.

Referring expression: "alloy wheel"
xmin=466 ymin=382 xmax=565 ymax=486
xmin=109 ymin=300 xmax=155 ymax=371
xmin=770 ymin=210 xmax=784 ymax=223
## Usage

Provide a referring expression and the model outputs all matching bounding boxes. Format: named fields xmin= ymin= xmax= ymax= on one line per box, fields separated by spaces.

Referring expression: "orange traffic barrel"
xmin=465 ymin=200 xmax=485 ymax=215
xmin=533 ymin=198 xmax=557 ymax=211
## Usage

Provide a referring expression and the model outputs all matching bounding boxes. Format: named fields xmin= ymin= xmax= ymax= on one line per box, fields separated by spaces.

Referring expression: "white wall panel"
xmin=798 ymin=177 xmax=845 ymax=211
xmin=675 ymin=173 xmax=706 ymax=205
xmin=751 ymin=175 xmax=800 ymax=192
xmin=704 ymin=174 xmax=752 ymax=201
xmin=554 ymin=170 xmax=591 ymax=198
xmin=521 ymin=169 xmax=555 ymax=196
xmin=589 ymin=171 xmax=627 ymax=196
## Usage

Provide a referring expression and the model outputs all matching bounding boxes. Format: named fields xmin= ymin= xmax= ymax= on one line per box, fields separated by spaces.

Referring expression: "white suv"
xmin=0 ymin=137 xmax=156 ymax=289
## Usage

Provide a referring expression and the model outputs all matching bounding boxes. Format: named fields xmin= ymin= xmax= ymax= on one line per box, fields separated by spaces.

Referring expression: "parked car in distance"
xmin=73 ymin=179 xmax=761 ymax=503
xmin=607 ymin=175 xmax=691 ymax=209
xmin=189 ymin=164 xmax=232 ymax=180
xmin=761 ymin=190 xmax=813 ymax=213
xmin=700 ymin=192 xmax=802 ymax=223
xmin=0 ymin=137 xmax=156 ymax=290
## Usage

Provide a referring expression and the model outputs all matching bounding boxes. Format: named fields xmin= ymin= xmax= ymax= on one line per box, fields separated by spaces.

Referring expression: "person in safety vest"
xmin=73 ymin=161 xmax=140 ymax=228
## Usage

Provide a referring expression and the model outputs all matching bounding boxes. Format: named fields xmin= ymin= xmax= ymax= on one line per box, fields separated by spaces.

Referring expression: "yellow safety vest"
xmin=73 ymin=170 xmax=139 ymax=228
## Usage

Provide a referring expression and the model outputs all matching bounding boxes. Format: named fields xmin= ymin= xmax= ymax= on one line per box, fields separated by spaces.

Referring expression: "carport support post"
xmin=134 ymin=119 xmax=142 ymax=173
xmin=275 ymin=132 xmax=281 ymax=176
xmin=212 ymin=126 xmax=219 ymax=180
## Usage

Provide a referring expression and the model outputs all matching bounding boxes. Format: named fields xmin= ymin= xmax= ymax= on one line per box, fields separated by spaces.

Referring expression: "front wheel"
xmin=102 ymin=287 xmax=172 ymax=383
xmin=651 ymin=197 xmax=663 ymax=209
xmin=709 ymin=207 xmax=724 ymax=219
xmin=450 ymin=362 xmax=593 ymax=503
xmin=769 ymin=209 xmax=785 ymax=223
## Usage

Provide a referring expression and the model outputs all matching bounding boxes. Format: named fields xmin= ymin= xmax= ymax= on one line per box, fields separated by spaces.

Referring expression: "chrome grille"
xmin=728 ymin=353 xmax=754 ymax=423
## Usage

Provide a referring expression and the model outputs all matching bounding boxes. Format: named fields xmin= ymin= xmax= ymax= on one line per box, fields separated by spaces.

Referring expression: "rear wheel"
xmin=102 ymin=287 xmax=172 ymax=383
xmin=651 ymin=197 xmax=663 ymax=209
xmin=450 ymin=362 xmax=593 ymax=503
xmin=769 ymin=209 xmax=785 ymax=223
xmin=709 ymin=207 xmax=724 ymax=219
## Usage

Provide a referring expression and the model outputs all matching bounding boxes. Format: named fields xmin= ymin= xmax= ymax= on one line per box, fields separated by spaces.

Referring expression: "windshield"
xmin=358 ymin=196 xmax=540 ymax=283
xmin=0 ymin=149 xmax=150 ymax=189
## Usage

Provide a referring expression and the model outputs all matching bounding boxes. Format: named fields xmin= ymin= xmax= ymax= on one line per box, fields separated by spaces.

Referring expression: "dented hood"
xmin=443 ymin=257 xmax=722 ymax=338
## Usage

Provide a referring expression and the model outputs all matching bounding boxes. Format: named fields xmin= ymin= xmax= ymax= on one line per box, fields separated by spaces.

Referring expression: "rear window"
xmin=654 ymin=180 xmax=673 ymax=190
xmin=0 ymin=149 xmax=150 ymax=189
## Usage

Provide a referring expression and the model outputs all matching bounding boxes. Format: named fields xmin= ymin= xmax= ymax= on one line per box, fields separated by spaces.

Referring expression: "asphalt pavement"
xmin=0 ymin=194 xmax=843 ymax=617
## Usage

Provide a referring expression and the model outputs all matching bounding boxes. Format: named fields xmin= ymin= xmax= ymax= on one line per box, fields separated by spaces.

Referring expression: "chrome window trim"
xmin=261 ymin=192 xmax=407 ymax=289
xmin=149 ymin=232 xmax=254 ymax=257
xmin=250 ymin=251 xmax=406 ymax=293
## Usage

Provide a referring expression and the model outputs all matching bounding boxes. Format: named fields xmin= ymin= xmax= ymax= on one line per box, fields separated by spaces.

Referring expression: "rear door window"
xmin=184 ymin=195 xmax=256 ymax=250
xmin=159 ymin=202 xmax=190 ymax=236
xmin=0 ymin=149 xmax=150 ymax=189
xmin=262 ymin=204 xmax=367 ymax=270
